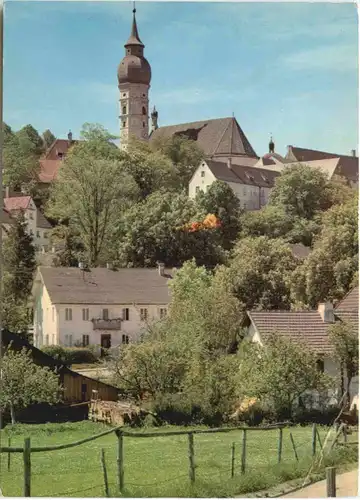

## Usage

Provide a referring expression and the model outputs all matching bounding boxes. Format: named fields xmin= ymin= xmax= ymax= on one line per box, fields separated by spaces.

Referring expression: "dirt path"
xmin=282 ymin=468 xmax=358 ymax=498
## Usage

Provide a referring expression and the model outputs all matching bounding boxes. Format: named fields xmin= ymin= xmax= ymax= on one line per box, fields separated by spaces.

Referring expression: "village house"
xmin=188 ymin=158 xmax=279 ymax=210
xmin=31 ymin=264 xmax=171 ymax=350
xmin=3 ymin=194 xmax=52 ymax=252
xmin=244 ymin=287 xmax=359 ymax=406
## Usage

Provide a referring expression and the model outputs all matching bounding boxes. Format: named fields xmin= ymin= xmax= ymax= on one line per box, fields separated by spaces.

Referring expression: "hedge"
xmin=41 ymin=345 xmax=99 ymax=365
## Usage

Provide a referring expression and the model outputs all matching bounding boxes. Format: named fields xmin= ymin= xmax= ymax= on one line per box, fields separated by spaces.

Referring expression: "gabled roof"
xmin=39 ymin=159 xmax=61 ymax=183
xmin=35 ymin=266 xmax=171 ymax=305
xmin=43 ymin=139 xmax=78 ymax=160
xmin=4 ymin=196 xmax=32 ymax=211
xmin=37 ymin=210 xmax=52 ymax=229
xmin=150 ymin=117 xmax=258 ymax=159
xmin=205 ymin=160 xmax=279 ymax=187
xmin=335 ymin=287 xmax=359 ymax=311
xmin=286 ymin=146 xmax=358 ymax=183
xmin=39 ymin=138 xmax=79 ymax=184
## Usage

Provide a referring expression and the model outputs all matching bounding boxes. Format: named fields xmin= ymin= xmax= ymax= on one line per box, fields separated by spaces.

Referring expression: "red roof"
xmin=44 ymin=139 xmax=77 ymax=160
xmin=335 ymin=287 xmax=359 ymax=311
xmin=4 ymin=196 xmax=32 ymax=211
xmin=39 ymin=159 xmax=61 ymax=183
xmin=39 ymin=138 xmax=79 ymax=184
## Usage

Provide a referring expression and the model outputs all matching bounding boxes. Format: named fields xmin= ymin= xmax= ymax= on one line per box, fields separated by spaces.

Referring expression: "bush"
xmin=41 ymin=345 xmax=99 ymax=365
xmin=292 ymin=406 xmax=342 ymax=425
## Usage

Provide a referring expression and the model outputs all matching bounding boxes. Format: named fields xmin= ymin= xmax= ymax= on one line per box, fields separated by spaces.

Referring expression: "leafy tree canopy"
xmin=42 ymin=129 xmax=56 ymax=150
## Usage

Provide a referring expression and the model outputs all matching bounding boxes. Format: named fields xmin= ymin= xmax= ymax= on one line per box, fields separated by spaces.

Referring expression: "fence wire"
xmin=0 ymin=424 xmax=352 ymax=498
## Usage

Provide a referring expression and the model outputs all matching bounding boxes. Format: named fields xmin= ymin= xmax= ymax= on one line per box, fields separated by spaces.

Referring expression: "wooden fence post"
xmin=115 ymin=430 xmax=124 ymax=493
xmin=188 ymin=433 xmax=195 ymax=484
xmin=7 ymin=437 xmax=11 ymax=472
xmin=289 ymin=432 xmax=299 ymax=461
xmin=326 ymin=467 xmax=336 ymax=497
xmin=231 ymin=442 xmax=235 ymax=478
xmin=312 ymin=424 xmax=317 ymax=456
xmin=23 ymin=437 xmax=31 ymax=497
xmin=101 ymin=449 xmax=110 ymax=497
xmin=277 ymin=427 xmax=283 ymax=463
xmin=241 ymin=429 xmax=247 ymax=474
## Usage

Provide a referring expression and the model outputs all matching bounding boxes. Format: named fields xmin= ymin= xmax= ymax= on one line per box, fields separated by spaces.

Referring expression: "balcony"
xmin=91 ymin=318 xmax=122 ymax=330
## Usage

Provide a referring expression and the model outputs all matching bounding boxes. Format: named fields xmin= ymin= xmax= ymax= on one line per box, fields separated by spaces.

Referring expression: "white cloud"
xmin=281 ymin=44 xmax=358 ymax=72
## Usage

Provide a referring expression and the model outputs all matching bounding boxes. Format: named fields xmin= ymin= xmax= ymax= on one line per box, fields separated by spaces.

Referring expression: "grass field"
xmin=0 ymin=422 xmax=357 ymax=497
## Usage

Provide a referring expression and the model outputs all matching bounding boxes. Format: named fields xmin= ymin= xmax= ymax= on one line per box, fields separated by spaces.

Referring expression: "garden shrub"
xmin=41 ymin=345 xmax=99 ymax=365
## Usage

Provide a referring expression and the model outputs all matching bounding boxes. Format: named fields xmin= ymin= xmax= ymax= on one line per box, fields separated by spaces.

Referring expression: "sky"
xmin=3 ymin=0 xmax=359 ymax=157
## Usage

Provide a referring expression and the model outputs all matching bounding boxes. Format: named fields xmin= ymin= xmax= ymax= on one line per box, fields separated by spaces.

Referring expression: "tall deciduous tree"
xmin=46 ymin=124 xmax=138 ymax=266
xmin=269 ymin=164 xmax=331 ymax=219
xmin=237 ymin=334 xmax=332 ymax=418
xmin=0 ymin=347 xmax=61 ymax=424
xmin=196 ymin=181 xmax=242 ymax=250
xmin=16 ymin=124 xmax=45 ymax=157
xmin=291 ymin=193 xmax=358 ymax=308
xmin=328 ymin=320 xmax=358 ymax=408
xmin=151 ymin=134 xmax=204 ymax=190
xmin=215 ymin=236 xmax=297 ymax=315
xmin=42 ymin=129 xmax=56 ymax=150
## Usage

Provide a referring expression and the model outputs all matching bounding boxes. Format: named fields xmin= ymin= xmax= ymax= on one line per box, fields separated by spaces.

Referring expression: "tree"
xmin=3 ymin=211 xmax=36 ymax=301
xmin=291 ymin=193 xmax=358 ymax=308
xmin=124 ymin=139 xmax=177 ymax=199
xmin=117 ymin=191 xmax=224 ymax=268
xmin=42 ymin=129 xmax=56 ymax=150
xmin=237 ymin=334 xmax=332 ymax=419
xmin=196 ymin=181 xmax=242 ymax=250
xmin=2 ymin=211 xmax=36 ymax=336
xmin=240 ymin=205 xmax=321 ymax=247
xmin=215 ymin=236 xmax=297 ymax=316
xmin=269 ymin=164 xmax=331 ymax=219
xmin=49 ymin=224 xmax=84 ymax=267
xmin=46 ymin=124 xmax=138 ymax=266
xmin=16 ymin=124 xmax=45 ymax=157
xmin=0 ymin=347 xmax=61 ymax=424
xmin=328 ymin=320 xmax=358 ymax=408
xmin=151 ymin=134 xmax=204 ymax=190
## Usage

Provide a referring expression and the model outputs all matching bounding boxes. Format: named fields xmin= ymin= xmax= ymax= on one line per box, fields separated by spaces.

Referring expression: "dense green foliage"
xmin=0 ymin=348 xmax=61 ymax=424
xmin=41 ymin=345 xmax=99 ymax=365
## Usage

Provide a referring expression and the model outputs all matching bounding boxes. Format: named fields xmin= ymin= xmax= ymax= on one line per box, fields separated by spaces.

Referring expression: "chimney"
xmin=157 ymin=262 xmax=165 ymax=277
xmin=68 ymin=130 xmax=73 ymax=143
xmin=317 ymin=302 xmax=335 ymax=323
xmin=227 ymin=158 xmax=232 ymax=169
xmin=351 ymin=149 xmax=356 ymax=157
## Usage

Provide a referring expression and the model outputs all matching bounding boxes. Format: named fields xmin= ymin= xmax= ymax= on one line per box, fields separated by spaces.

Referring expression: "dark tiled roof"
xmin=44 ymin=139 xmax=78 ymax=160
xmin=37 ymin=210 xmax=52 ymax=229
xmin=247 ymin=310 xmax=334 ymax=353
xmin=38 ymin=266 xmax=171 ymax=305
xmin=335 ymin=287 xmax=359 ymax=311
xmin=286 ymin=146 xmax=359 ymax=183
xmin=150 ymin=117 xmax=258 ymax=158
xmin=206 ymin=160 xmax=279 ymax=187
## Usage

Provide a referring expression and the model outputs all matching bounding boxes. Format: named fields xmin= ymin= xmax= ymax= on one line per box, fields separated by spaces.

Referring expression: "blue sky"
xmin=4 ymin=0 xmax=359 ymax=156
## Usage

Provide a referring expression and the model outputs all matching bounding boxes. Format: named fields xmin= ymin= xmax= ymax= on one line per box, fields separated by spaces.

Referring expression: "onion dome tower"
xmin=117 ymin=6 xmax=151 ymax=150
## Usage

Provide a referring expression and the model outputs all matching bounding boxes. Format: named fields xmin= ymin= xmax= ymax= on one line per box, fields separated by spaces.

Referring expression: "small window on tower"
xmin=122 ymin=120 xmax=126 ymax=128
xmin=142 ymin=106 xmax=146 ymax=115
xmin=143 ymin=122 xmax=145 ymax=128
xmin=122 ymin=106 xmax=126 ymax=115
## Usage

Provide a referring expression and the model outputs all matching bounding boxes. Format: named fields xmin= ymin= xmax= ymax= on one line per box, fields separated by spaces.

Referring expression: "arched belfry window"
xmin=142 ymin=106 xmax=146 ymax=115
xmin=122 ymin=106 xmax=126 ymax=115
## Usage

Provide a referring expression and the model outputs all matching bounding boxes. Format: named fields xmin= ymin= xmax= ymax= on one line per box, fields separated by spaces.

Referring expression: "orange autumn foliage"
xmin=180 ymin=214 xmax=221 ymax=233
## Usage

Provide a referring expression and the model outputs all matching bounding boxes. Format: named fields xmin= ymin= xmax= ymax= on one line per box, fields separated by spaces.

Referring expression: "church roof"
xmin=150 ymin=117 xmax=258 ymax=159
xmin=205 ymin=159 xmax=279 ymax=187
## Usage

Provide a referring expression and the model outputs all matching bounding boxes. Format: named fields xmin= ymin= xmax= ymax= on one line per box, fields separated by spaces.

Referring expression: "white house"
xmin=189 ymin=159 xmax=279 ymax=210
xmin=244 ymin=289 xmax=359 ymax=406
xmin=3 ymin=195 xmax=52 ymax=252
xmin=31 ymin=264 xmax=171 ymax=349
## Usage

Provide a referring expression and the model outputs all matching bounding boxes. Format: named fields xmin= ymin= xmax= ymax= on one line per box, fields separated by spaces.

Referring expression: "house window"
xmin=316 ymin=359 xmax=325 ymax=373
xmin=36 ymin=230 xmax=40 ymax=238
xmin=45 ymin=334 xmax=49 ymax=345
xmin=159 ymin=308 xmax=167 ymax=319
xmin=69 ymin=334 xmax=73 ymax=347
xmin=140 ymin=308 xmax=148 ymax=321
xmin=52 ymin=306 xmax=55 ymax=322
xmin=44 ymin=232 xmax=48 ymax=239
xmin=57 ymin=152 xmax=64 ymax=159
xmin=29 ymin=212 xmax=34 ymax=220
xmin=103 ymin=309 xmax=109 ymax=320
xmin=82 ymin=334 xmax=90 ymax=347
xmin=65 ymin=308 xmax=72 ymax=321
xmin=122 ymin=308 xmax=130 ymax=321
xmin=243 ymin=203 xmax=247 ymax=210
xmin=201 ymin=171 xmax=205 ymax=177
xmin=52 ymin=334 xmax=55 ymax=344
xmin=122 ymin=334 xmax=129 ymax=344
xmin=195 ymin=186 xmax=200 ymax=193
xmin=243 ymin=187 xmax=247 ymax=195
xmin=82 ymin=308 xmax=89 ymax=321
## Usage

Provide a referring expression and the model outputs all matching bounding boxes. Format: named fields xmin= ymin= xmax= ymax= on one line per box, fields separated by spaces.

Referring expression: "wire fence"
xmin=0 ymin=422 xmax=356 ymax=498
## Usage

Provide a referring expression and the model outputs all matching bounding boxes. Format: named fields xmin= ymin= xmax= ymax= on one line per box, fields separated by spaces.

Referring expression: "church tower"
xmin=117 ymin=7 xmax=151 ymax=150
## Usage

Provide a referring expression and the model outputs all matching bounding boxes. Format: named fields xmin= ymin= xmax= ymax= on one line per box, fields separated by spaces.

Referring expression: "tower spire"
xmin=125 ymin=1 xmax=144 ymax=47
